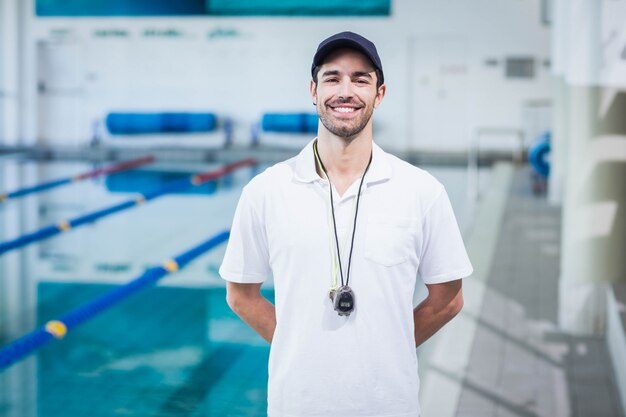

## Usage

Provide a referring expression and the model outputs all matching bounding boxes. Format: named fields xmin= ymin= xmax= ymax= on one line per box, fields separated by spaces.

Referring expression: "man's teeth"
xmin=334 ymin=107 xmax=355 ymax=113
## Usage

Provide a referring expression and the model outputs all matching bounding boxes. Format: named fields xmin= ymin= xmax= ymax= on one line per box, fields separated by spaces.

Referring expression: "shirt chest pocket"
xmin=364 ymin=215 xmax=416 ymax=267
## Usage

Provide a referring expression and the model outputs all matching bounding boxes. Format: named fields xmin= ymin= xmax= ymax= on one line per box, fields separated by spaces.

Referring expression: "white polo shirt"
xmin=220 ymin=139 xmax=473 ymax=417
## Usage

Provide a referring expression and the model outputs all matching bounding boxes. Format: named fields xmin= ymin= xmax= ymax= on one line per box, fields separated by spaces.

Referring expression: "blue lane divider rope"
xmin=0 ymin=158 xmax=255 ymax=257
xmin=0 ymin=156 xmax=155 ymax=203
xmin=0 ymin=230 xmax=230 ymax=370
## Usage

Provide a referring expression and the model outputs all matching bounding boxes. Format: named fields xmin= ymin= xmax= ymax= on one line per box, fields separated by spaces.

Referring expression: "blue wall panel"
xmin=36 ymin=0 xmax=206 ymax=17
xmin=207 ymin=0 xmax=390 ymax=16
xmin=36 ymin=0 xmax=390 ymax=17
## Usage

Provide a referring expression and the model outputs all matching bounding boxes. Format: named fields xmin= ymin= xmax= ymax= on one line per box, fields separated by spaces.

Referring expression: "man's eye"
xmin=325 ymin=78 xmax=338 ymax=83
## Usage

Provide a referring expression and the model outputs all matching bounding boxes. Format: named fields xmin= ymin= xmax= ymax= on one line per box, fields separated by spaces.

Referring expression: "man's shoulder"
xmin=243 ymin=155 xmax=298 ymax=192
xmin=382 ymin=150 xmax=444 ymax=194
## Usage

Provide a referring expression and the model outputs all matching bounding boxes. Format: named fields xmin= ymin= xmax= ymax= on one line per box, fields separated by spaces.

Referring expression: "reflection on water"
xmin=105 ymin=168 xmax=223 ymax=196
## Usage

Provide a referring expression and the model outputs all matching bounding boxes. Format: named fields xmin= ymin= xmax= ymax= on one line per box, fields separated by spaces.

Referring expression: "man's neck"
xmin=315 ymin=131 xmax=373 ymax=180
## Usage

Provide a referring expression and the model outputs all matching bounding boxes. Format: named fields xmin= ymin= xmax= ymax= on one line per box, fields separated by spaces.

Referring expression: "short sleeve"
xmin=417 ymin=187 xmax=473 ymax=284
xmin=219 ymin=186 xmax=271 ymax=283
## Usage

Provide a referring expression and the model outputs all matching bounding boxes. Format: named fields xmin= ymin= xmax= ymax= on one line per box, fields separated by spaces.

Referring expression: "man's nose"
xmin=337 ymin=78 xmax=354 ymax=99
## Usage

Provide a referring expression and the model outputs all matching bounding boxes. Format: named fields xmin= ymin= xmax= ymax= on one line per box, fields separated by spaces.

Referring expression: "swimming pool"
xmin=0 ymin=156 xmax=489 ymax=417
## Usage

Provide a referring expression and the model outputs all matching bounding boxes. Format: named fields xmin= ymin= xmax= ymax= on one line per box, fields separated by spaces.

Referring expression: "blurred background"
xmin=0 ymin=0 xmax=625 ymax=416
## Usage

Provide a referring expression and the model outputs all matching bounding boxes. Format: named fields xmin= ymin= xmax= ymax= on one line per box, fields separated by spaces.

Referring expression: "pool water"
xmin=0 ymin=156 xmax=488 ymax=417
xmin=36 ymin=284 xmax=272 ymax=417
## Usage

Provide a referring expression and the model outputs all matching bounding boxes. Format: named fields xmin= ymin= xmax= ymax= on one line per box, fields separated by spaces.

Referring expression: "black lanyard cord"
xmin=313 ymin=140 xmax=372 ymax=287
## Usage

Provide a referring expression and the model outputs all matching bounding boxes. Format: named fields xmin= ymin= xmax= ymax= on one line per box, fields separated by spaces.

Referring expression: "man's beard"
xmin=317 ymin=100 xmax=374 ymax=140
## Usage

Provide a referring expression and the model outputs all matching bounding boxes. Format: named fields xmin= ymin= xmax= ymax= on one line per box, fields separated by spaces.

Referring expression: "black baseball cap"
xmin=311 ymin=31 xmax=384 ymax=85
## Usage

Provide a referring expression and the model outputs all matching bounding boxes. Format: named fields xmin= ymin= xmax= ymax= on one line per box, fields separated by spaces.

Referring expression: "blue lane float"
xmin=0 ymin=156 xmax=155 ymax=203
xmin=0 ymin=158 xmax=255 ymax=257
xmin=106 ymin=112 xmax=218 ymax=135
xmin=0 ymin=230 xmax=230 ymax=370
xmin=1 ymin=178 xmax=69 ymax=201
xmin=261 ymin=113 xmax=318 ymax=134
xmin=528 ymin=132 xmax=551 ymax=177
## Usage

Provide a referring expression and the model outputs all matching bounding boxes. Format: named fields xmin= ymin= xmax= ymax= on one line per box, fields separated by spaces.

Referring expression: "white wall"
xmin=16 ymin=0 xmax=552 ymax=152
xmin=0 ymin=0 xmax=20 ymax=145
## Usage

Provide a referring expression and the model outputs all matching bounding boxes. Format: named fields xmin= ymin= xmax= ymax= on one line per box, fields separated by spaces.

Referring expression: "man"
xmin=219 ymin=31 xmax=473 ymax=417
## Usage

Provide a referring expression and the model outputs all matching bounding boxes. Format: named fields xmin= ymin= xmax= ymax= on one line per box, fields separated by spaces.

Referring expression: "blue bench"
xmin=104 ymin=112 xmax=233 ymax=148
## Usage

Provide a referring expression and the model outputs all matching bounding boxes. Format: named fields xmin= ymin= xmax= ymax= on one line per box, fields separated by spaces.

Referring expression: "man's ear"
xmin=310 ymin=79 xmax=318 ymax=105
xmin=374 ymin=83 xmax=386 ymax=109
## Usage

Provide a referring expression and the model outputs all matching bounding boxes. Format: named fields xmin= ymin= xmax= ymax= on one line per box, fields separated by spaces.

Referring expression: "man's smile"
xmin=329 ymin=104 xmax=362 ymax=117
xmin=333 ymin=107 xmax=355 ymax=113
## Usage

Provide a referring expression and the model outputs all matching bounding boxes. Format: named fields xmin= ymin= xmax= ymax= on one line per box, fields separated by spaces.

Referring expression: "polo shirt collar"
xmin=293 ymin=138 xmax=392 ymax=185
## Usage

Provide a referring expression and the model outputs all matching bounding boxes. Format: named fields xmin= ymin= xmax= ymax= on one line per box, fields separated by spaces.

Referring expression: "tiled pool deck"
xmin=423 ymin=165 xmax=625 ymax=417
